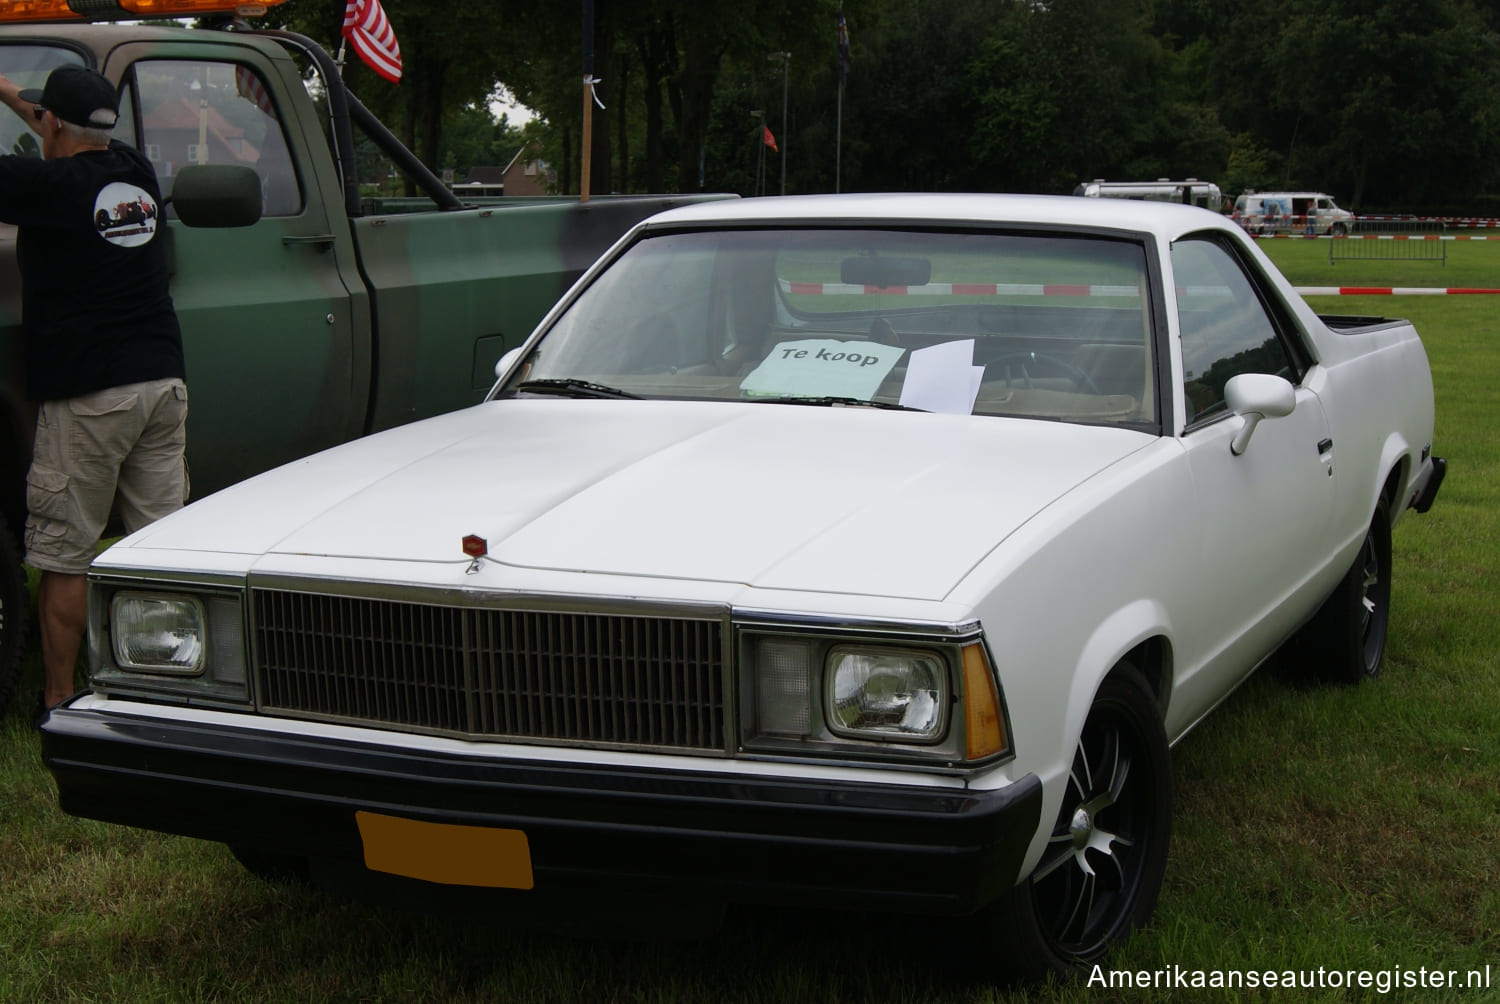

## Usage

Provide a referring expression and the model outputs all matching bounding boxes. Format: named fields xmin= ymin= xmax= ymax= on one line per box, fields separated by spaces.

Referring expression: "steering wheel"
xmin=985 ymin=351 xmax=1101 ymax=395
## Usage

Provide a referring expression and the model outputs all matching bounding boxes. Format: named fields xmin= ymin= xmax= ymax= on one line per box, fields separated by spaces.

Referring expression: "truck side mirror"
xmin=495 ymin=347 xmax=524 ymax=379
xmin=1225 ymin=373 xmax=1295 ymax=455
xmin=168 ymin=165 xmax=263 ymax=228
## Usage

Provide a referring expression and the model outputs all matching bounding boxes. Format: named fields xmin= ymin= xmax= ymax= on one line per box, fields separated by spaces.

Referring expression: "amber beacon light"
xmin=0 ymin=0 xmax=284 ymax=22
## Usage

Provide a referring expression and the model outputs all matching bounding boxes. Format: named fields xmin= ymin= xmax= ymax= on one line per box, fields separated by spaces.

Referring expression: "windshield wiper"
xmin=514 ymin=379 xmax=640 ymax=400
xmin=751 ymin=395 xmax=927 ymax=412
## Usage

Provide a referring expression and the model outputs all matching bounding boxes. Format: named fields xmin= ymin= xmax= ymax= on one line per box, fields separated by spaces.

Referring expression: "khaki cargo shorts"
xmin=25 ymin=378 xmax=189 ymax=575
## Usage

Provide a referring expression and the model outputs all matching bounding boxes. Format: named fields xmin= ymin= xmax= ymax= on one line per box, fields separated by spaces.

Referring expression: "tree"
xmin=1202 ymin=0 xmax=1500 ymax=209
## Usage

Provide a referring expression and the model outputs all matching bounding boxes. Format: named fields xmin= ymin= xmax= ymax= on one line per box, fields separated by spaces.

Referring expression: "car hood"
xmin=120 ymin=400 xmax=1152 ymax=602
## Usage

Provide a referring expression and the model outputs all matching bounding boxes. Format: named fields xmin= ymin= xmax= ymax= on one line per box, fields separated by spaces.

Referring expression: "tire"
xmin=228 ymin=845 xmax=311 ymax=885
xmin=974 ymin=667 xmax=1172 ymax=982
xmin=1330 ymin=222 xmax=1348 ymax=237
xmin=1301 ymin=499 xmax=1392 ymax=684
xmin=0 ymin=519 xmax=29 ymax=719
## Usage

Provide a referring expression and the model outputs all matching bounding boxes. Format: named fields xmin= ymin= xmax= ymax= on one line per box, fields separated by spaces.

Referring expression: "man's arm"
xmin=0 ymin=72 xmax=43 ymax=136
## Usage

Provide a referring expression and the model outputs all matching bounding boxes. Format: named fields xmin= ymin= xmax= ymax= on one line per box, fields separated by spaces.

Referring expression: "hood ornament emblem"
xmin=462 ymin=534 xmax=487 ymax=575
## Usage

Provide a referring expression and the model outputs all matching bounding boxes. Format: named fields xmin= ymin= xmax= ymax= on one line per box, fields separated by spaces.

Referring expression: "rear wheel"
xmin=0 ymin=519 xmax=29 ymax=719
xmin=1301 ymin=499 xmax=1391 ymax=683
xmin=975 ymin=667 xmax=1171 ymax=981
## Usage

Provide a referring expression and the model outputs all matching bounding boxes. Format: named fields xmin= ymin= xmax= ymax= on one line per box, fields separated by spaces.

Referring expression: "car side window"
xmin=119 ymin=60 xmax=301 ymax=218
xmin=1172 ymin=237 xmax=1293 ymax=425
xmin=0 ymin=46 xmax=85 ymax=160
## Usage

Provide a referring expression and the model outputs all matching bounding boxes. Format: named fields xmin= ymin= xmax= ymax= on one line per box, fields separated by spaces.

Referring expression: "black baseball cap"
xmin=18 ymin=65 xmax=119 ymax=130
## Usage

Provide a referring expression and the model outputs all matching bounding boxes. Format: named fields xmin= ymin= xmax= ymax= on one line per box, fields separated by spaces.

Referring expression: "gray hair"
xmin=59 ymin=118 xmax=114 ymax=146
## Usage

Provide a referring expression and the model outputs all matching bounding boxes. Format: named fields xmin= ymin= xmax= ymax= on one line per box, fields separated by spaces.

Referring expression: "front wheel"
xmin=973 ymin=667 xmax=1172 ymax=981
xmin=228 ymin=844 xmax=311 ymax=885
xmin=0 ymin=520 xmax=29 ymax=719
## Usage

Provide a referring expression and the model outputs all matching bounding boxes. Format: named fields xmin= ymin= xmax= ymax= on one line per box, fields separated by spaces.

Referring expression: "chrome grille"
xmin=252 ymin=589 xmax=725 ymax=750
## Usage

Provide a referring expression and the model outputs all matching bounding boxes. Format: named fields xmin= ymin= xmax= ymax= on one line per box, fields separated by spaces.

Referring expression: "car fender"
xmin=1013 ymin=597 xmax=1175 ymax=880
xmin=1375 ymin=433 xmax=1415 ymax=518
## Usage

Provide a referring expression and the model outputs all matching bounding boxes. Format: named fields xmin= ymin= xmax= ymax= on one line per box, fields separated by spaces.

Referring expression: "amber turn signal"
xmin=962 ymin=642 xmax=1008 ymax=760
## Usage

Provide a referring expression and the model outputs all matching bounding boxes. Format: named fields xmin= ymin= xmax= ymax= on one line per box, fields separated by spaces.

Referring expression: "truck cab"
xmin=0 ymin=0 xmax=732 ymax=716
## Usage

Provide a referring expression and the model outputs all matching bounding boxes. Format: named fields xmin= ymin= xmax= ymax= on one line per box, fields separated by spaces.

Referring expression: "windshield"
xmin=497 ymin=228 xmax=1157 ymax=426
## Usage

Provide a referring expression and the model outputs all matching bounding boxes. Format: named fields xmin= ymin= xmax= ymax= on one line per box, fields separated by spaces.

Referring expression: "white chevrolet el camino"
xmin=42 ymin=194 xmax=1444 ymax=979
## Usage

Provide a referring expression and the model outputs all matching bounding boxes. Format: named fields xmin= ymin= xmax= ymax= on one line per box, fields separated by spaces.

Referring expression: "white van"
xmin=1231 ymin=192 xmax=1354 ymax=235
xmin=1073 ymin=178 xmax=1223 ymax=213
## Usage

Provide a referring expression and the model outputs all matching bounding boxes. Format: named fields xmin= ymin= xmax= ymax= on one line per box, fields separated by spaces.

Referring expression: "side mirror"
xmin=495 ymin=347 xmax=524 ymax=380
xmin=168 ymin=165 xmax=263 ymax=228
xmin=1225 ymin=373 xmax=1295 ymax=455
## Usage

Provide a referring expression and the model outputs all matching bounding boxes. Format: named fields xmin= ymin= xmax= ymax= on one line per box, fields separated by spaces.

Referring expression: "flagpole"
xmin=835 ymin=83 xmax=842 ymax=194
xmin=580 ymin=0 xmax=594 ymax=203
xmin=771 ymin=52 xmax=790 ymax=196
xmin=836 ymin=5 xmax=849 ymax=194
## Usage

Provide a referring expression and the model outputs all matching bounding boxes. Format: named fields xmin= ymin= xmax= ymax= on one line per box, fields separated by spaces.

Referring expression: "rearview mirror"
xmin=840 ymin=255 xmax=931 ymax=288
xmin=1225 ymin=373 xmax=1295 ymax=455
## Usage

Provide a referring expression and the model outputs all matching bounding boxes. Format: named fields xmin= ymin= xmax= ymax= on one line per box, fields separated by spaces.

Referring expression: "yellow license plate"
xmin=355 ymin=811 xmax=534 ymax=889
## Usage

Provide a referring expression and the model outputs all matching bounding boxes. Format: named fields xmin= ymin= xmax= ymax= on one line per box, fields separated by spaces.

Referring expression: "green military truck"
xmin=0 ymin=2 xmax=731 ymax=714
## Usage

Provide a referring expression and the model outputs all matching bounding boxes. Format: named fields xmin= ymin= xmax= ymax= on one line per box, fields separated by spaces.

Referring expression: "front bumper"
xmin=40 ymin=704 xmax=1042 ymax=915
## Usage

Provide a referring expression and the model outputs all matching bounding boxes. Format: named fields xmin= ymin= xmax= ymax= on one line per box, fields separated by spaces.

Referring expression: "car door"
xmin=105 ymin=46 xmax=369 ymax=499
xmin=1168 ymin=235 xmax=1334 ymax=721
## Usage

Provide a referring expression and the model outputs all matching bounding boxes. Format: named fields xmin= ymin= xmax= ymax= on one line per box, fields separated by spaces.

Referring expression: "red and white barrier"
xmin=1255 ymin=233 xmax=1496 ymax=240
xmin=778 ymin=280 xmax=1500 ymax=298
xmin=1294 ymin=286 xmax=1500 ymax=295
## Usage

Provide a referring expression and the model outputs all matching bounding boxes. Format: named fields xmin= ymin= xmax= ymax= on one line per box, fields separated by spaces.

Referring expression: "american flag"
xmin=343 ymin=0 xmax=402 ymax=83
xmin=235 ymin=64 xmax=276 ymax=119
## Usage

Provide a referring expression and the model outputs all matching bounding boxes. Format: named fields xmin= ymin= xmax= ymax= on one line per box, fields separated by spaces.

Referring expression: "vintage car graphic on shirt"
xmin=93 ymin=182 xmax=158 ymax=246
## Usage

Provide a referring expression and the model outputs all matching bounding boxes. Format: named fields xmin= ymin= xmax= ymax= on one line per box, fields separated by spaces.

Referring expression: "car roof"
xmin=640 ymin=192 xmax=1237 ymax=244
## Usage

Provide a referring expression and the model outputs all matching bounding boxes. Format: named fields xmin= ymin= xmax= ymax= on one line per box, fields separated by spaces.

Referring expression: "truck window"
xmin=1172 ymin=237 xmax=1294 ymax=425
xmin=118 ymin=59 xmax=301 ymax=218
xmin=0 ymin=46 xmax=85 ymax=160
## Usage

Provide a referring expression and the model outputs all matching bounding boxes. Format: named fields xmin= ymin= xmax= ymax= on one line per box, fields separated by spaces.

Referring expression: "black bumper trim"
xmin=40 ymin=706 xmax=1043 ymax=914
xmin=1413 ymin=456 xmax=1445 ymax=513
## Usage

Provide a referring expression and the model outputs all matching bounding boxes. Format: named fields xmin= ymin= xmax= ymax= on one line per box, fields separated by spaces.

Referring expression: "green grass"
xmin=3 ymin=239 xmax=1498 ymax=1001
xmin=1261 ymin=232 xmax=1499 ymax=289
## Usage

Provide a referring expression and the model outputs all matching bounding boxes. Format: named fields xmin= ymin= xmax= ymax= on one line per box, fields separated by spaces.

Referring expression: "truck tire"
xmin=1295 ymin=499 xmax=1391 ymax=684
xmin=970 ymin=666 xmax=1172 ymax=981
xmin=228 ymin=845 xmax=311 ymax=885
xmin=0 ymin=519 xmax=29 ymax=718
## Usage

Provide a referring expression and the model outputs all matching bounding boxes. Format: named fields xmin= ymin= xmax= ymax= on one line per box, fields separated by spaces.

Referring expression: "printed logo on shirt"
xmin=93 ymin=182 xmax=159 ymax=247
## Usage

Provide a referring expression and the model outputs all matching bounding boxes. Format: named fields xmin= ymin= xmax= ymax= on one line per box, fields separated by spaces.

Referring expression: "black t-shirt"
xmin=0 ymin=139 xmax=185 ymax=402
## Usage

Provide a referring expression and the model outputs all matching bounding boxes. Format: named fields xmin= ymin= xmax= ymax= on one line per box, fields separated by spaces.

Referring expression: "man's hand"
xmin=0 ymin=71 xmax=43 ymax=136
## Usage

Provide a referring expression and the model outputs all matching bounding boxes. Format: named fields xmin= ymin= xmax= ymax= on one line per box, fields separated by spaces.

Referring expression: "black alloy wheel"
xmin=975 ymin=667 xmax=1171 ymax=981
xmin=1298 ymin=498 xmax=1392 ymax=684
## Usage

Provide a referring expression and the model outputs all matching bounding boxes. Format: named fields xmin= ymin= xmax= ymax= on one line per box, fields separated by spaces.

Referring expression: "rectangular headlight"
xmin=111 ymin=592 xmax=206 ymax=675
xmin=739 ymin=629 xmax=1012 ymax=766
xmin=825 ymin=646 xmax=947 ymax=742
xmin=91 ymin=582 xmax=249 ymax=704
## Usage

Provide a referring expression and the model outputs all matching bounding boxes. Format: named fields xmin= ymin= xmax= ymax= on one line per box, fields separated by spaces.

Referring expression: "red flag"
xmin=763 ymin=125 xmax=778 ymax=153
xmin=343 ymin=0 xmax=402 ymax=83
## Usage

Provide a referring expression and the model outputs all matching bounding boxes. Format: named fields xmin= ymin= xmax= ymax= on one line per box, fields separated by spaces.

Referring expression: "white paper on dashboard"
xmin=898 ymin=339 xmax=985 ymax=414
xmin=739 ymin=339 xmax=906 ymax=399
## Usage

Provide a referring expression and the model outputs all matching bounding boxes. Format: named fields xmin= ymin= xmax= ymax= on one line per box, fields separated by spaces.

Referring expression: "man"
xmin=0 ymin=64 xmax=188 ymax=714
